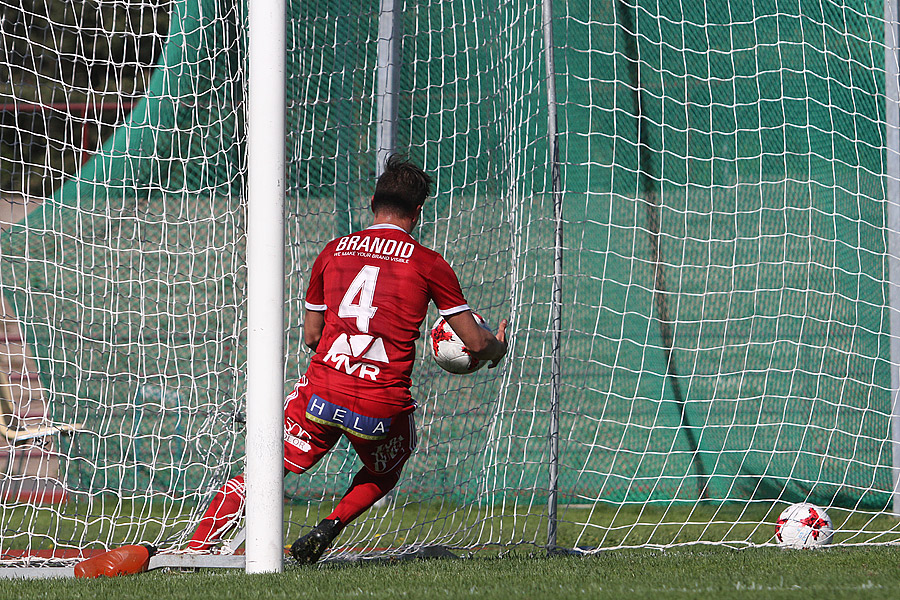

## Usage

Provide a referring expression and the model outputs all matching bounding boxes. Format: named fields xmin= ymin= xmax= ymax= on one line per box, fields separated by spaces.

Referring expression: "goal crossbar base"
xmin=0 ymin=554 xmax=247 ymax=579
xmin=326 ymin=544 xmax=459 ymax=564
xmin=547 ymin=545 xmax=589 ymax=557
xmin=149 ymin=554 xmax=247 ymax=570
xmin=0 ymin=546 xmax=461 ymax=578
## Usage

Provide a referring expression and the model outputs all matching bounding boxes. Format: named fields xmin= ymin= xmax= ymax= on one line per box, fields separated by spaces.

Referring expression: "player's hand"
xmin=488 ymin=319 xmax=509 ymax=369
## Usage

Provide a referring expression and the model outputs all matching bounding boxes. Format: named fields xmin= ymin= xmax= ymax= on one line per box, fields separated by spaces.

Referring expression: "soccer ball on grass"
xmin=430 ymin=313 xmax=491 ymax=374
xmin=775 ymin=502 xmax=833 ymax=549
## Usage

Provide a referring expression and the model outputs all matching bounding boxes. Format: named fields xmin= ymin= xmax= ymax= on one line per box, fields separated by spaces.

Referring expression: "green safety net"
xmin=0 ymin=0 xmax=894 ymax=553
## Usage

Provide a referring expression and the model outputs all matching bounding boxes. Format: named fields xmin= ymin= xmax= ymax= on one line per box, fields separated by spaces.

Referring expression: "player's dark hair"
xmin=371 ymin=154 xmax=433 ymax=217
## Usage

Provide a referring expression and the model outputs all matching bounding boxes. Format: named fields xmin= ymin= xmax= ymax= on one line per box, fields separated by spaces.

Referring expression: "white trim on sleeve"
xmin=439 ymin=304 xmax=470 ymax=317
xmin=305 ymin=302 xmax=327 ymax=312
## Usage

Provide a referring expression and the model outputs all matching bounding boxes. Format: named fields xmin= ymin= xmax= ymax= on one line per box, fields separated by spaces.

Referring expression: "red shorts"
xmin=282 ymin=376 xmax=417 ymax=475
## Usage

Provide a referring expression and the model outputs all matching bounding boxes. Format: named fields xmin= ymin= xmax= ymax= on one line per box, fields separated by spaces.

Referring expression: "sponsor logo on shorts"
xmin=305 ymin=394 xmax=390 ymax=440
xmin=372 ymin=435 xmax=406 ymax=472
xmin=284 ymin=416 xmax=312 ymax=453
xmin=284 ymin=376 xmax=310 ymax=409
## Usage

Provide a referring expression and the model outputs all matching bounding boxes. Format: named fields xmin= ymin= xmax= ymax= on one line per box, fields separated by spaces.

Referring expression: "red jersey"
xmin=304 ymin=223 xmax=469 ymax=408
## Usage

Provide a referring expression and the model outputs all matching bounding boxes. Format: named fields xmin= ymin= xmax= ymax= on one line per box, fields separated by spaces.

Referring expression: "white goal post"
xmin=245 ymin=0 xmax=286 ymax=574
xmin=5 ymin=0 xmax=900 ymax=577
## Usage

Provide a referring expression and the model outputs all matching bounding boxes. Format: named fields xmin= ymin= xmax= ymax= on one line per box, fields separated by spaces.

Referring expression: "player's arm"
xmin=304 ymin=309 xmax=325 ymax=351
xmin=444 ymin=310 xmax=509 ymax=368
xmin=303 ymin=244 xmax=329 ymax=351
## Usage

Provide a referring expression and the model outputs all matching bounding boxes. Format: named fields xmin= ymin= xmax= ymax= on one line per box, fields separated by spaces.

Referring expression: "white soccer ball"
xmin=775 ymin=502 xmax=834 ymax=549
xmin=430 ymin=313 xmax=490 ymax=374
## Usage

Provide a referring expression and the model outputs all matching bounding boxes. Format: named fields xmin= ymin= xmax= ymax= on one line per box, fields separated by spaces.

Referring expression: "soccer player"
xmin=188 ymin=155 xmax=508 ymax=563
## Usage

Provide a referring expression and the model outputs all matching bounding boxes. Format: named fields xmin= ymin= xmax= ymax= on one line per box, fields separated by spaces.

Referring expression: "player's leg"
xmin=188 ymin=380 xmax=340 ymax=551
xmin=187 ymin=474 xmax=246 ymax=551
xmin=290 ymin=411 xmax=416 ymax=563
xmin=329 ymin=411 xmax=416 ymax=524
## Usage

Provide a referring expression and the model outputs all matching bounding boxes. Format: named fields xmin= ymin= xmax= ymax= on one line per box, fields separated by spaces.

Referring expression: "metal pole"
xmin=541 ymin=0 xmax=563 ymax=552
xmin=334 ymin=14 xmax=353 ymax=236
xmin=246 ymin=0 xmax=286 ymax=573
xmin=884 ymin=0 xmax=900 ymax=516
xmin=376 ymin=0 xmax=402 ymax=176
xmin=370 ymin=0 xmax=401 ymax=512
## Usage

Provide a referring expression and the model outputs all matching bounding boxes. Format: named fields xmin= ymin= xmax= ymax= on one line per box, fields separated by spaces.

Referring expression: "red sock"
xmin=188 ymin=475 xmax=246 ymax=551
xmin=328 ymin=468 xmax=400 ymax=526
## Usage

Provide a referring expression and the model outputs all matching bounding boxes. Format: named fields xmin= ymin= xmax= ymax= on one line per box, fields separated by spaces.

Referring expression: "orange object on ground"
xmin=74 ymin=544 xmax=156 ymax=578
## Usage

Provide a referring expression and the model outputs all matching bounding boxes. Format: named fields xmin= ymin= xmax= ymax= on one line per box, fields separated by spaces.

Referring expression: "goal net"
xmin=0 ymin=0 xmax=246 ymax=563
xmin=2 ymin=0 xmax=900 ymax=568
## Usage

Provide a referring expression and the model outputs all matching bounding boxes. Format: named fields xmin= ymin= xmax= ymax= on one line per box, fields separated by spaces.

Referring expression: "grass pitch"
xmin=4 ymin=501 xmax=900 ymax=598
xmin=4 ymin=546 xmax=900 ymax=600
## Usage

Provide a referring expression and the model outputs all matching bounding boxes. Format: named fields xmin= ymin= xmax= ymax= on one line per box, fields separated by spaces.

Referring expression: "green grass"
xmin=4 ymin=547 xmax=900 ymax=600
xmin=4 ymin=500 xmax=900 ymax=598
xmin=5 ymin=499 xmax=900 ymax=554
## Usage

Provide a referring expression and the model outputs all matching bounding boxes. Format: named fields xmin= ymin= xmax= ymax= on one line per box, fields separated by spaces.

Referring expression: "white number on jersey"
xmin=338 ymin=265 xmax=380 ymax=332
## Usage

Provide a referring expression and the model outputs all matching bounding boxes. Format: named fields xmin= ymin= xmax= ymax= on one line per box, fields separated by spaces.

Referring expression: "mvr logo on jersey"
xmin=305 ymin=394 xmax=390 ymax=440
xmin=323 ymin=333 xmax=389 ymax=381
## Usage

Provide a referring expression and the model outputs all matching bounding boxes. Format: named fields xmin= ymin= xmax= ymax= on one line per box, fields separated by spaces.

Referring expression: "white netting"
xmin=3 ymin=0 xmax=900 ymax=568
xmin=0 ymin=0 xmax=246 ymax=562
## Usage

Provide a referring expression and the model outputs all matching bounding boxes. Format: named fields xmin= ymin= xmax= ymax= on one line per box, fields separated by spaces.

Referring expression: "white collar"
xmin=366 ymin=223 xmax=409 ymax=234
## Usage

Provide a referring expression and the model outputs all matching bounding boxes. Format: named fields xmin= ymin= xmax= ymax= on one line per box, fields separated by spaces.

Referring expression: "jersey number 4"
xmin=338 ymin=265 xmax=380 ymax=333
